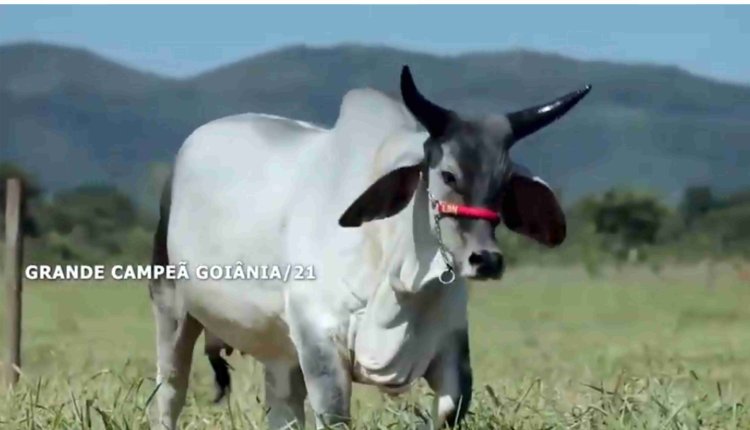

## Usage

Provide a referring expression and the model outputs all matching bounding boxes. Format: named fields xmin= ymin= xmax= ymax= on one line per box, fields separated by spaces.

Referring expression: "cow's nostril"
xmin=468 ymin=252 xmax=484 ymax=266
xmin=489 ymin=252 xmax=504 ymax=273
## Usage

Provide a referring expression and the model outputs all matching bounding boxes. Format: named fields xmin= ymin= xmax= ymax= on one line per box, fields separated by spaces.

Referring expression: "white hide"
xmin=168 ymin=88 xmax=465 ymax=390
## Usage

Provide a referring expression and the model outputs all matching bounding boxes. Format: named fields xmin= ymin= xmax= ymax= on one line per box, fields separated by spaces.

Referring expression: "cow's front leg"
xmin=424 ymin=329 xmax=473 ymax=429
xmin=264 ymin=362 xmax=307 ymax=429
xmin=297 ymin=340 xmax=351 ymax=429
xmin=288 ymin=301 xmax=352 ymax=428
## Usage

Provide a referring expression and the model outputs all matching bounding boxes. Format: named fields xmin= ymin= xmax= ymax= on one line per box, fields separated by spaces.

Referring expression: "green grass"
xmin=1 ymin=264 xmax=749 ymax=429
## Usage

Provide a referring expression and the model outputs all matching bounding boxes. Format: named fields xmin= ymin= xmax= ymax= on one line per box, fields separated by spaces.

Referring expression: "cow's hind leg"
xmin=149 ymin=286 xmax=203 ymax=429
xmin=205 ymin=331 xmax=234 ymax=402
xmin=264 ymin=362 xmax=307 ymax=429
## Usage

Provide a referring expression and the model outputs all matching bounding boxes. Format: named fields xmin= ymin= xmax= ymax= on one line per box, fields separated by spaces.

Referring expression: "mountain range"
xmin=2 ymin=42 xmax=749 ymax=210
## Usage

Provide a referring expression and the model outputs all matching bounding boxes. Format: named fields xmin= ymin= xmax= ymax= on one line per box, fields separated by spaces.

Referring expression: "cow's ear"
xmin=339 ymin=164 xmax=422 ymax=227
xmin=500 ymin=173 xmax=566 ymax=247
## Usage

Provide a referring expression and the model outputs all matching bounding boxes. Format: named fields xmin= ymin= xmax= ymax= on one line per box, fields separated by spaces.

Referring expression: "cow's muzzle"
xmin=468 ymin=250 xmax=505 ymax=279
xmin=427 ymin=190 xmax=503 ymax=284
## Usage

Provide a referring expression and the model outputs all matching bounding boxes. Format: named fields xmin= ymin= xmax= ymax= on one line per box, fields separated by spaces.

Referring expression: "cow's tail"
xmin=205 ymin=332 xmax=233 ymax=403
xmin=149 ymin=173 xmax=173 ymax=307
xmin=151 ymin=173 xmax=172 ymax=271
xmin=150 ymin=174 xmax=234 ymax=403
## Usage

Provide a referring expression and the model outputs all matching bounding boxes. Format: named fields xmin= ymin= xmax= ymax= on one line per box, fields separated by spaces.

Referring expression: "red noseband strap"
xmin=435 ymin=201 xmax=501 ymax=224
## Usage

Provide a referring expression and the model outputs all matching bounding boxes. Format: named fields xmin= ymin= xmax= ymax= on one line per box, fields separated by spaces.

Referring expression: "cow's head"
xmin=339 ymin=66 xmax=590 ymax=280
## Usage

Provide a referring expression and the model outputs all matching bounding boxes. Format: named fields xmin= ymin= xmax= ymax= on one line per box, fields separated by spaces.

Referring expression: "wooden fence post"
xmin=4 ymin=178 xmax=23 ymax=388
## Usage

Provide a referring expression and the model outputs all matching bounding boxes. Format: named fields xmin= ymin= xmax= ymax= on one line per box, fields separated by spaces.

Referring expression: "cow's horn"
xmin=401 ymin=65 xmax=454 ymax=137
xmin=506 ymin=85 xmax=591 ymax=145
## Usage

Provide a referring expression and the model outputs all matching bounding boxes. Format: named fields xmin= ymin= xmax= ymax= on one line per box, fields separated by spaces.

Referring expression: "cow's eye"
xmin=441 ymin=171 xmax=458 ymax=187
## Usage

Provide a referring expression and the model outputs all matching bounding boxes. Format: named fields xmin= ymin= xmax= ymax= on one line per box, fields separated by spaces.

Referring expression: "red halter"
xmin=435 ymin=201 xmax=501 ymax=224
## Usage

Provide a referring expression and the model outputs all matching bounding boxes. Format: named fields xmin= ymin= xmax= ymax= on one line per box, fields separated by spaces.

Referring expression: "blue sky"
xmin=1 ymin=5 xmax=748 ymax=84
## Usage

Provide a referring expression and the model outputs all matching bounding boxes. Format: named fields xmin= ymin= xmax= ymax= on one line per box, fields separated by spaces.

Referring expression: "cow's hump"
xmin=334 ymin=88 xmax=418 ymax=135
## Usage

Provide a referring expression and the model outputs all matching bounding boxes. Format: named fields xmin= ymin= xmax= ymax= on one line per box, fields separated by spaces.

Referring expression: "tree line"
xmin=2 ymin=162 xmax=749 ymax=271
xmin=0 ymin=162 xmax=153 ymax=266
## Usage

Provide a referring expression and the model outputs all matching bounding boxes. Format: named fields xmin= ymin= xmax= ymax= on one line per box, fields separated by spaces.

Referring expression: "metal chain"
xmin=426 ymin=189 xmax=456 ymax=284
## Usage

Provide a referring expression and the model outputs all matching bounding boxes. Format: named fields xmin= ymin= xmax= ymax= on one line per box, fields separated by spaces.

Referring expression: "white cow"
xmin=148 ymin=66 xmax=590 ymax=429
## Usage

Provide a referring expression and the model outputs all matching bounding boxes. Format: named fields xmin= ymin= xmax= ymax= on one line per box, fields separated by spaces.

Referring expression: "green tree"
xmin=671 ymin=187 xmax=750 ymax=260
xmin=579 ymin=189 xmax=670 ymax=262
xmin=47 ymin=185 xmax=137 ymax=232
xmin=41 ymin=185 xmax=138 ymax=258
xmin=697 ymin=202 xmax=750 ymax=258
xmin=680 ymin=185 xmax=715 ymax=227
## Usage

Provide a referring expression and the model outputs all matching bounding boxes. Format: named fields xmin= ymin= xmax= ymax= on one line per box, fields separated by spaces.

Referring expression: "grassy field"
xmin=1 ymin=265 xmax=749 ymax=429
